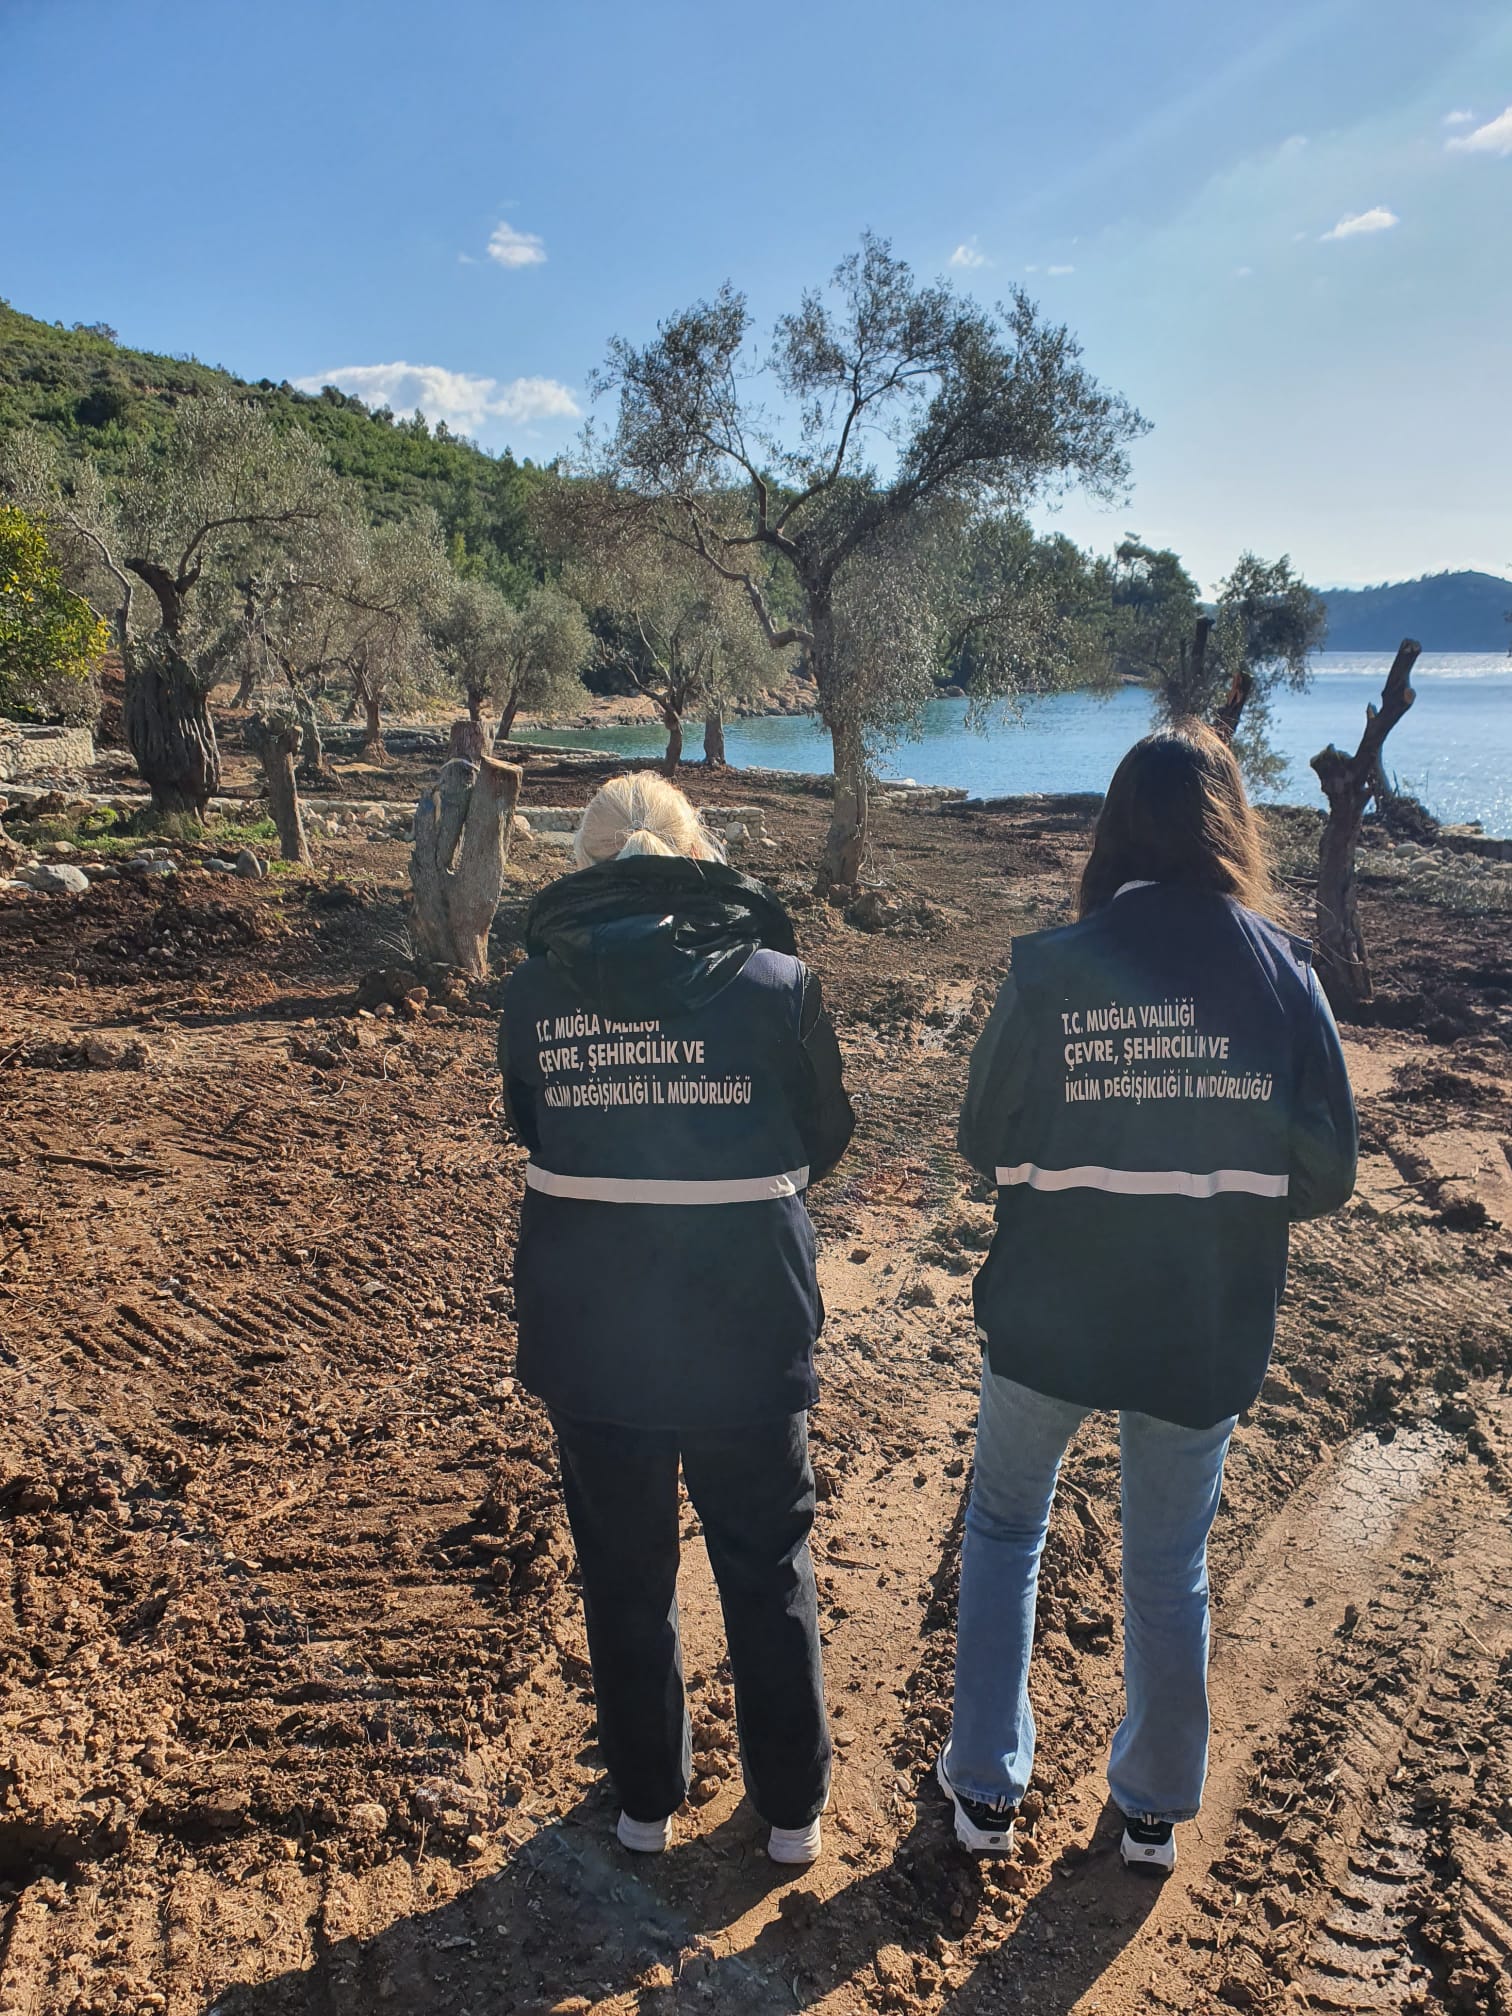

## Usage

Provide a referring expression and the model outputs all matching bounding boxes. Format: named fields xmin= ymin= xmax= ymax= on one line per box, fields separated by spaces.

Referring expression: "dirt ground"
xmin=2 ymin=748 xmax=1510 ymax=2016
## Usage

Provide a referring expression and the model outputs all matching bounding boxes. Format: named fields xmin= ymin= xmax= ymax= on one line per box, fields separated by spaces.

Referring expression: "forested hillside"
xmin=0 ymin=300 xmax=546 ymax=595
xmin=1322 ymin=570 xmax=1511 ymax=652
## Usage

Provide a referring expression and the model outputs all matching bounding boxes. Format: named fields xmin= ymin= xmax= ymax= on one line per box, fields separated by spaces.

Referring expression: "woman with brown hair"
xmin=938 ymin=727 xmax=1356 ymax=1871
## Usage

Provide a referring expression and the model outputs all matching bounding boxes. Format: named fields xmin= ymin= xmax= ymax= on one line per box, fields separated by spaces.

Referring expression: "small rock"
xmin=202 ymin=857 xmax=236 ymax=872
xmin=235 ymin=849 xmax=268 ymax=879
xmin=401 ymin=988 xmax=429 ymax=1019
xmin=89 ymin=863 xmax=120 ymax=879
xmin=49 ymin=840 xmax=78 ymax=856
xmin=355 ymin=966 xmax=420 ymax=1011
xmin=17 ymin=862 xmax=90 ymax=895
xmin=900 ymin=1279 xmax=938 ymax=1309
xmin=724 ymin=822 xmax=748 ymax=843
xmin=849 ymin=1246 xmax=872 ymax=1264
xmin=348 ymin=1801 xmax=388 ymax=1836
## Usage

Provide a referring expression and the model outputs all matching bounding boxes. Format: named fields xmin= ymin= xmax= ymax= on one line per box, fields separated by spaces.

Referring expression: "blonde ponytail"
xmin=572 ymin=773 xmax=724 ymax=869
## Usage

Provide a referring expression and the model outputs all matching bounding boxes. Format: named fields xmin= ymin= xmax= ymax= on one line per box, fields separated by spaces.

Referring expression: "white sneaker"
xmin=767 ymin=1817 xmax=822 ymax=1865
xmin=1119 ymin=1814 xmax=1177 ymax=1873
xmin=616 ymin=1810 xmax=674 ymax=1854
xmin=936 ymin=1749 xmax=1017 ymax=1855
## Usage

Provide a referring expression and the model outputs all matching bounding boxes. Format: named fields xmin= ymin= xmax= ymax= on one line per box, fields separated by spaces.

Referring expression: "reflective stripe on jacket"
xmin=959 ymin=883 xmax=1357 ymax=1429
xmin=500 ymin=858 xmax=853 ymax=1429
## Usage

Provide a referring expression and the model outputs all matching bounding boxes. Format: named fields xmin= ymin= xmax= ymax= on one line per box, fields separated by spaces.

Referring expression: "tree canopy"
xmin=0 ymin=502 xmax=109 ymax=719
xmin=591 ymin=233 xmax=1146 ymax=886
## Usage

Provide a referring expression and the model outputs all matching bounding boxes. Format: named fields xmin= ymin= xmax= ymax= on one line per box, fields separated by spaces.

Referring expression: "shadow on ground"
xmin=204 ymin=1782 xmax=1164 ymax=2016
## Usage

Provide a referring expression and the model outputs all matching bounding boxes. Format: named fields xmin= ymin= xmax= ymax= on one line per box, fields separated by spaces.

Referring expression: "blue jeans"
xmin=948 ymin=1368 xmax=1235 ymax=1824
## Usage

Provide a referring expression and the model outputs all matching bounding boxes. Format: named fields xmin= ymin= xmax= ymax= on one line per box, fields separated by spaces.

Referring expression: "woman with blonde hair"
xmin=499 ymin=772 xmax=854 ymax=1865
xmin=939 ymin=726 xmax=1356 ymax=1872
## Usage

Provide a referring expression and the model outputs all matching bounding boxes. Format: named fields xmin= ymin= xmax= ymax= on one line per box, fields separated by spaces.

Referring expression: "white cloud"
xmin=292 ymin=361 xmax=580 ymax=434
xmin=1443 ymin=108 xmax=1475 ymax=125
xmin=1321 ymin=206 xmax=1399 ymax=240
xmin=1234 ymin=265 xmax=1254 ymax=278
xmin=1047 ymin=263 xmax=1076 ymax=275
xmin=457 ymin=252 xmax=477 ymax=265
xmin=487 ymin=220 xmax=547 ymax=268
xmin=949 ymin=240 xmax=989 ymax=268
xmin=1446 ymin=104 xmax=1512 ymax=156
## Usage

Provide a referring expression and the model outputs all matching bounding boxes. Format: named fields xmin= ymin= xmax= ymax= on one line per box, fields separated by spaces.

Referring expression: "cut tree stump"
xmin=447 ymin=716 xmax=495 ymax=764
xmin=409 ymin=757 xmax=523 ymax=979
xmin=1310 ymin=638 xmax=1419 ymax=1013
xmin=245 ymin=712 xmax=311 ymax=865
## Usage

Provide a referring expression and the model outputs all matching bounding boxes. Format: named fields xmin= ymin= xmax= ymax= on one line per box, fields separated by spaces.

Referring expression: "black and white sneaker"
xmin=1119 ymin=1813 xmax=1177 ymax=1874
xmin=936 ymin=1749 xmax=1016 ymax=1854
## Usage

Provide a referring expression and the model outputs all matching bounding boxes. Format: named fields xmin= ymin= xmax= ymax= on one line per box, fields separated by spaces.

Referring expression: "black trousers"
xmin=550 ymin=1409 xmax=831 ymax=1830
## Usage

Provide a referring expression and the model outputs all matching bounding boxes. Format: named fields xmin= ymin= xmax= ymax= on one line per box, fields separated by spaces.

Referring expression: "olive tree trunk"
xmin=661 ymin=708 xmax=684 ymax=776
xmin=498 ymin=698 xmax=521 ymax=742
xmin=703 ymin=707 xmax=727 ymax=767
xmin=294 ymin=693 xmax=331 ymax=785
xmin=245 ymin=714 xmax=312 ymax=865
xmin=1310 ymin=639 xmax=1420 ymax=1013
xmin=124 ymin=646 xmax=221 ymax=818
xmin=360 ymin=694 xmax=387 ymax=760
xmin=409 ymin=756 xmax=523 ymax=979
xmin=1212 ymin=665 xmax=1253 ymax=743
xmin=808 ymin=600 xmax=868 ymax=897
xmin=819 ymin=714 xmax=868 ymax=898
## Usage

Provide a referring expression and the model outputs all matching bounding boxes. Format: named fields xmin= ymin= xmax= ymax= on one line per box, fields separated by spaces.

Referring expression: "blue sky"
xmin=4 ymin=0 xmax=1509 ymax=592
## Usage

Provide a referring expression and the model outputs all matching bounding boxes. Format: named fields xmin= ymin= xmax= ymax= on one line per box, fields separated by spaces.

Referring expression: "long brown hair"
xmin=1078 ymin=726 xmax=1276 ymax=919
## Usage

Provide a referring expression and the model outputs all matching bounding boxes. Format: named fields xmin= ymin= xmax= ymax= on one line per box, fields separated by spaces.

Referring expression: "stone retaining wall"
xmin=0 ymin=721 xmax=96 ymax=785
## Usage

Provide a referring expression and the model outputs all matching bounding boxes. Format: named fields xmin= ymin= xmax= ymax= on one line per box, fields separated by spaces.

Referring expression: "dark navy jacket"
xmin=960 ymin=883 xmax=1357 ymax=1429
xmin=500 ymin=856 xmax=854 ymax=1429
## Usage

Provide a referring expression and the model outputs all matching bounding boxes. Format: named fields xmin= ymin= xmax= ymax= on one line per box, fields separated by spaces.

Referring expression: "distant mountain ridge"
xmin=1322 ymin=572 xmax=1511 ymax=653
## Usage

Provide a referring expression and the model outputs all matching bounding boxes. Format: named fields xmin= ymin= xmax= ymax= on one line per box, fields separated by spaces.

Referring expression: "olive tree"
xmin=591 ymin=235 xmax=1143 ymax=888
xmin=236 ymin=508 xmax=376 ymax=783
xmin=561 ymin=504 xmax=785 ymax=773
xmin=432 ymin=576 xmax=514 ymax=757
xmin=1107 ymin=537 xmax=1201 ymax=686
xmin=485 ymin=582 xmax=590 ymax=743
xmin=328 ymin=513 xmax=450 ymax=759
xmin=1152 ymin=552 xmax=1326 ymax=788
xmin=2 ymin=404 xmax=335 ymax=816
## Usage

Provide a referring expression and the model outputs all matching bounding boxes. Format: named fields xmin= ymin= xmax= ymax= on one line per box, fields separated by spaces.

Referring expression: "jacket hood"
xmin=525 ymin=855 xmax=797 ymax=1020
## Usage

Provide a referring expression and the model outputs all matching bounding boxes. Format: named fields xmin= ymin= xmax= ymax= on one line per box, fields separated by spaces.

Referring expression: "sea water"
xmin=524 ymin=653 xmax=1512 ymax=837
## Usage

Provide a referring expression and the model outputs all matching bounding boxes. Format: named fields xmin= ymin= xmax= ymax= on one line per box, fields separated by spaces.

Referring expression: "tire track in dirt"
xmin=923 ymin=1401 xmax=1512 ymax=2015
